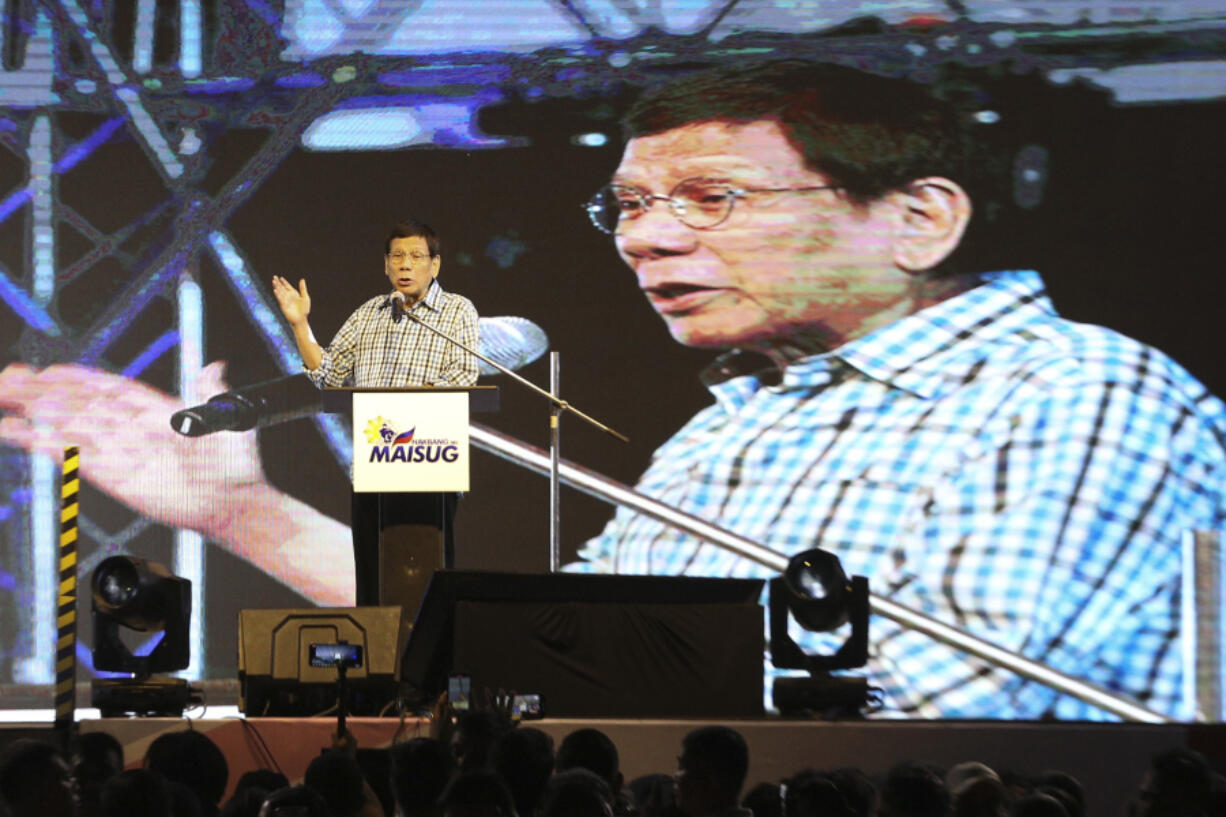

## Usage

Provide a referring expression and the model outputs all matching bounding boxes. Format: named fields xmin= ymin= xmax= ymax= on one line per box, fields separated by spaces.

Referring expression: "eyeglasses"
xmin=388 ymin=251 xmax=433 ymax=264
xmin=584 ymin=178 xmax=840 ymax=234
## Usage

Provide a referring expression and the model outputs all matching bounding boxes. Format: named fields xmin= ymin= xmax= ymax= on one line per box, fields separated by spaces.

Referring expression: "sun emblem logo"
xmin=364 ymin=417 xmax=414 ymax=445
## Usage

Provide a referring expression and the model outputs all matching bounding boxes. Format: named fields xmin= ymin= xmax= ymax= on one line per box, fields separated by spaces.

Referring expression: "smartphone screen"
xmin=512 ymin=693 xmax=543 ymax=720
xmin=308 ymin=642 xmax=363 ymax=668
xmin=448 ymin=673 xmax=471 ymax=711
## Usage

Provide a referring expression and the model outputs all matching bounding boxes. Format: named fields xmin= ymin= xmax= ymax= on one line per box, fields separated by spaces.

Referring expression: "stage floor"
xmin=2 ymin=709 xmax=1223 ymax=817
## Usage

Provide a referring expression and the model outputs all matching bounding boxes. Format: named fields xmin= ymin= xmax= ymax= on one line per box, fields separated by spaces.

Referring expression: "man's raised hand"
xmin=271 ymin=275 xmax=311 ymax=326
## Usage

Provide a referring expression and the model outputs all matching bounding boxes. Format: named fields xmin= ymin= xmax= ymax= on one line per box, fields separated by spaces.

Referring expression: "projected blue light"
xmin=0 ymin=265 xmax=59 ymax=335
xmin=75 ymin=643 xmax=104 ymax=675
xmin=55 ymin=117 xmax=125 ymax=174
xmin=0 ymin=7 xmax=59 ymax=107
xmin=0 ymin=116 xmax=126 ymax=229
xmin=115 ymin=87 xmax=184 ymax=179
xmin=276 ymin=72 xmax=328 ymax=89
xmin=304 ymin=93 xmax=507 ymax=150
xmin=1049 ymin=61 xmax=1226 ymax=103
xmin=378 ymin=64 xmax=512 ymax=87
xmin=121 ymin=330 xmax=180 ymax=378
xmin=133 ymin=0 xmax=155 ymax=74
xmin=207 ymin=232 xmax=303 ymax=375
xmin=131 ymin=631 xmax=164 ymax=657
xmin=303 ymin=108 xmax=424 ymax=150
xmin=181 ymin=0 xmax=203 ymax=78
xmin=243 ymin=0 xmax=280 ymax=26
xmin=185 ymin=77 xmax=257 ymax=94
xmin=337 ymin=91 xmax=501 ymax=111
xmin=29 ymin=117 xmax=53 ymax=306
xmin=206 ymin=231 xmax=352 ymax=467
xmin=177 ymin=276 xmax=204 ymax=383
xmin=78 ymin=633 xmax=166 ymax=679
xmin=0 ymin=190 xmax=31 ymax=224
xmin=80 ymin=253 xmax=190 ymax=366
xmin=289 ymin=1 xmax=345 ymax=54
xmin=281 ymin=0 xmax=590 ymax=59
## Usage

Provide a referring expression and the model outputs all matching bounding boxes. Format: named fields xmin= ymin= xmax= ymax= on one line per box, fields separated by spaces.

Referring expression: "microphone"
xmin=389 ymin=291 xmax=405 ymax=323
xmin=169 ymin=316 xmax=550 ymax=436
xmin=170 ymin=373 xmax=323 ymax=437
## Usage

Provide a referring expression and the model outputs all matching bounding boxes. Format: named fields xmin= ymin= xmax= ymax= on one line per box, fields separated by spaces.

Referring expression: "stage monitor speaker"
xmin=401 ymin=571 xmax=765 ymax=719
xmin=238 ymin=606 xmax=404 ymax=716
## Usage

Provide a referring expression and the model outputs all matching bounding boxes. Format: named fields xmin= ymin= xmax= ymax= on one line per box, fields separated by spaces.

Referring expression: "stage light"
xmin=769 ymin=548 xmax=871 ymax=718
xmin=91 ymin=556 xmax=198 ymax=716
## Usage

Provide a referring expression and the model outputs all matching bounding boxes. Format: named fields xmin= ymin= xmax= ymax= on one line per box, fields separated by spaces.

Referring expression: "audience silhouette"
xmin=1 ymin=723 xmax=1222 ymax=817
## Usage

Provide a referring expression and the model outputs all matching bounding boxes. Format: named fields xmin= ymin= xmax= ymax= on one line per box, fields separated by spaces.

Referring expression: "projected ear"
xmin=893 ymin=177 xmax=971 ymax=273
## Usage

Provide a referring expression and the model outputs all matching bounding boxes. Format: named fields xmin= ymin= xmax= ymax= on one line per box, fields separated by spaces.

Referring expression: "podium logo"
xmin=363 ymin=416 xmax=460 ymax=464
xmin=365 ymin=416 xmax=415 ymax=445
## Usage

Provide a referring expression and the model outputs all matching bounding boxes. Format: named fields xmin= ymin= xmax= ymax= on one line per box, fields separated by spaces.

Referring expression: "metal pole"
xmin=1183 ymin=530 xmax=1223 ymax=721
xmin=549 ymin=352 xmax=561 ymax=572
xmin=176 ymin=271 xmax=206 ymax=679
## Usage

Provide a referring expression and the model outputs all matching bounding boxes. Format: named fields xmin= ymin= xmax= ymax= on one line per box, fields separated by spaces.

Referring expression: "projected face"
xmin=612 ymin=119 xmax=914 ymax=354
xmin=385 ymin=235 xmax=440 ymax=304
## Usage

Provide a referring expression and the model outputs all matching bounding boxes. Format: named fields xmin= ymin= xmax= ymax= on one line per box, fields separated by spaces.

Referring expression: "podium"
xmin=322 ymin=386 xmax=499 ymax=631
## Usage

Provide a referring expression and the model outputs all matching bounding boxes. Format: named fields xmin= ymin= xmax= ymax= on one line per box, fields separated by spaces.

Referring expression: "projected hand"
xmin=272 ymin=275 xmax=311 ymax=326
xmin=0 ymin=361 xmax=354 ymax=606
xmin=0 ymin=361 xmax=264 ymax=535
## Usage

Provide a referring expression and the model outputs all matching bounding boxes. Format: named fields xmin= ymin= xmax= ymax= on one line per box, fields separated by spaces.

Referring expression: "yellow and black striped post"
xmin=54 ymin=446 xmax=80 ymax=733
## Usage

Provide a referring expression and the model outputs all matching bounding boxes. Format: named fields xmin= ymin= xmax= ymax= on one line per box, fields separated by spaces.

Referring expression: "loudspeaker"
xmin=237 ymin=606 xmax=404 ymax=716
xmin=402 ymin=571 xmax=765 ymax=718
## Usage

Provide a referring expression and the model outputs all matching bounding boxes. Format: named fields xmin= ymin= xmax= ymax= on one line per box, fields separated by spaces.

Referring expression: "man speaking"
xmin=272 ymin=219 xmax=478 ymax=605
xmin=570 ymin=61 xmax=1226 ymax=719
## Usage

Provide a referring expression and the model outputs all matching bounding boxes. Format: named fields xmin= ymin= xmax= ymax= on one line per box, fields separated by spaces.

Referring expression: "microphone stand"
xmin=550 ymin=352 xmax=561 ymax=572
xmin=403 ymin=311 xmax=627 ymax=570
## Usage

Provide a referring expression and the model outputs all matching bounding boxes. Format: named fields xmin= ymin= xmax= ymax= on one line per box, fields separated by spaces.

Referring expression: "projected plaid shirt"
xmin=307 ymin=281 xmax=478 ymax=388
xmin=573 ymin=271 xmax=1226 ymax=719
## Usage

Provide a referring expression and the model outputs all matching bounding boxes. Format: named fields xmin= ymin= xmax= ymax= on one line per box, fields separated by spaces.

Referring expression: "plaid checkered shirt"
xmin=306 ymin=281 xmax=478 ymax=388
xmin=572 ymin=270 xmax=1226 ymax=719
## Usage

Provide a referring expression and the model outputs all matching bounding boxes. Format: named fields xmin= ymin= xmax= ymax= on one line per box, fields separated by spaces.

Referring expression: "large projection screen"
xmin=0 ymin=1 xmax=1223 ymax=719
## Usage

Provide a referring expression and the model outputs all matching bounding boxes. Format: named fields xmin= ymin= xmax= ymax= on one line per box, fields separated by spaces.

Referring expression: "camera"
xmin=309 ymin=642 xmax=363 ymax=669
